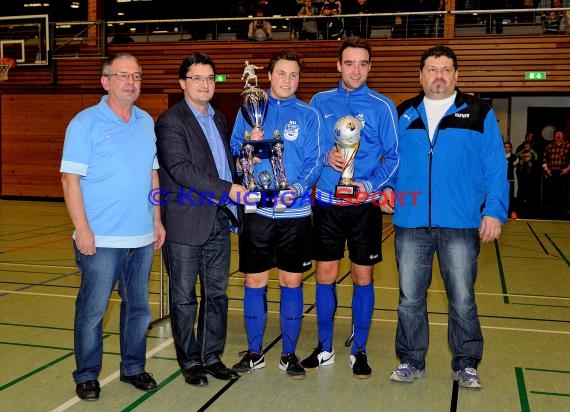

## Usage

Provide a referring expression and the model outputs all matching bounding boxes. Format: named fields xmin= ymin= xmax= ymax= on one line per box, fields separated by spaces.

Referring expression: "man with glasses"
xmin=155 ymin=54 xmax=247 ymax=387
xmin=61 ymin=53 xmax=166 ymax=401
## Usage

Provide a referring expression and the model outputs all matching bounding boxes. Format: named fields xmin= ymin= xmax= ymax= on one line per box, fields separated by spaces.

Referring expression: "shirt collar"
xmin=186 ymin=100 xmax=214 ymax=118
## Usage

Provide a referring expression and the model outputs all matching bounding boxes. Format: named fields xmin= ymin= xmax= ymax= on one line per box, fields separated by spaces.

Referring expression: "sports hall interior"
xmin=0 ymin=2 xmax=569 ymax=411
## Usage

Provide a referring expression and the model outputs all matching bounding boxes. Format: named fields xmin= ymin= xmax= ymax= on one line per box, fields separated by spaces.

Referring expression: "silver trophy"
xmin=240 ymin=61 xmax=267 ymax=131
xmin=334 ymin=116 xmax=363 ymax=198
xmin=238 ymin=61 xmax=289 ymax=213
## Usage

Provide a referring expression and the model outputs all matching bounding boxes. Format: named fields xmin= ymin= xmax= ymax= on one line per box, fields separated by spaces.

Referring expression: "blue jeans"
xmin=394 ymin=227 xmax=483 ymax=371
xmin=164 ymin=211 xmax=230 ymax=370
xmin=72 ymin=243 xmax=154 ymax=384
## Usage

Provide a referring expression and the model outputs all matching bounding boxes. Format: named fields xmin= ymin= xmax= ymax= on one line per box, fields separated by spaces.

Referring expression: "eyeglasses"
xmin=185 ymin=75 xmax=216 ymax=84
xmin=105 ymin=72 xmax=142 ymax=81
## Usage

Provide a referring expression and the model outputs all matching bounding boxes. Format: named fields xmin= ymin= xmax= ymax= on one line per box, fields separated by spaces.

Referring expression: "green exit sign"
xmin=215 ymin=74 xmax=227 ymax=83
xmin=525 ymin=72 xmax=546 ymax=80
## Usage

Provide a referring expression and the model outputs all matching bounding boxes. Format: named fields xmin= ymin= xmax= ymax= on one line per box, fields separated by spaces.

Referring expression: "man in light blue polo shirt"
xmin=60 ymin=53 xmax=166 ymax=401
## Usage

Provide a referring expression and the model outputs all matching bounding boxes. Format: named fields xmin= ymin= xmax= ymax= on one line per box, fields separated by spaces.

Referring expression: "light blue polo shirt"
xmin=60 ymin=96 xmax=158 ymax=248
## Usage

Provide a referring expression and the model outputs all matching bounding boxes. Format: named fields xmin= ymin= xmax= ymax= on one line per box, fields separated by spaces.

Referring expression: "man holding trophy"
xmin=230 ymin=50 xmax=323 ymax=379
xmin=301 ymin=37 xmax=399 ymax=378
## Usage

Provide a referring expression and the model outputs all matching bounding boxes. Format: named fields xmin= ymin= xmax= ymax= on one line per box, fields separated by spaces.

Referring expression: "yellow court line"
xmin=3 ymin=283 xmax=569 ymax=304
xmin=227 ymin=308 xmax=570 ymax=335
xmin=50 ymin=337 xmax=174 ymax=412
xmin=0 ymin=289 xmax=160 ymax=305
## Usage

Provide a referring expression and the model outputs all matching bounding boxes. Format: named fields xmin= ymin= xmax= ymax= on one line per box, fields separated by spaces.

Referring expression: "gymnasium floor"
xmin=0 ymin=199 xmax=568 ymax=412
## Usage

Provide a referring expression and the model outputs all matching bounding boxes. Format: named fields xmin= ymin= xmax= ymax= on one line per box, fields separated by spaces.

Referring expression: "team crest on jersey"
xmin=283 ymin=121 xmax=299 ymax=141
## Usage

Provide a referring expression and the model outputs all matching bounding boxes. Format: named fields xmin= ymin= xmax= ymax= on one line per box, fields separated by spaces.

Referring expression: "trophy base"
xmin=335 ymin=184 xmax=358 ymax=198
xmin=243 ymin=189 xmax=291 ymax=213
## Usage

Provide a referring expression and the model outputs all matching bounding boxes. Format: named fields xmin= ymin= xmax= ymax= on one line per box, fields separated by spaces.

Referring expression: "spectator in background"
xmin=232 ymin=0 xmax=257 ymax=40
xmin=516 ymin=140 xmax=539 ymax=217
xmin=543 ymin=10 xmax=565 ymax=34
xmin=515 ymin=131 xmax=535 ymax=154
xmin=249 ymin=9 xmax=273 ymax=41
xmin=542 ymin=129 xmax=570 ymax=218
xmin=345 ymin=0 xmax=372 ymax=39
xmin=480 ymin=0 xmax=506 ymax=34
xmin=505 ymin=141 xmax=519 ymax=217
xmin=298 ymin=0 xmax=319 ymax=40
xmin=391 ymin=10 xmax=406 ymax=38
xmin=425 ymin=0 xmax=445 ymax=38
xmin=320 ymin=0 xmax=344 ymax=39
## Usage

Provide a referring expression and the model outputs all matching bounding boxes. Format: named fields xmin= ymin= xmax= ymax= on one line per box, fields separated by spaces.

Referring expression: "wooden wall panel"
xmin=1 ymin=93 xmax=168 ymax=197
xmin=1 ymin=36 xmax=570 ymax=197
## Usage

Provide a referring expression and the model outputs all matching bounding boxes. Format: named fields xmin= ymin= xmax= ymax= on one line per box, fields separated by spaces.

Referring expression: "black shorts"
xmin=312 ymin=202 xmax=382 ymax=265
xmin=239 ymin=214 xmax=312 ymax=274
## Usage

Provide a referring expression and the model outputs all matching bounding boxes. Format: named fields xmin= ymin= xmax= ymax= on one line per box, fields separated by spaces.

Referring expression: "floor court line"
xmin=50 ymin=337 xmax=175 ymax=412
xmin=3 ymin=285 xmax=569 ymax=307
xmin=0 ymin=289 xmax=160 ymax=305
xmin=226 ymin=308 xmax=570 ymax=335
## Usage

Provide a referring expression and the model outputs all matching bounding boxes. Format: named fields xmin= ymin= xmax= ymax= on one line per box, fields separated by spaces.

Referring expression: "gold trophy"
xmin=334 ymin=116 xmax=363 ymax=198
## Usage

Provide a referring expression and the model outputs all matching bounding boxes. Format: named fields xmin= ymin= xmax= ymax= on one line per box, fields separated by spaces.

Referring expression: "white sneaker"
xmin=300 ymin=344 xmax=335 ymax=370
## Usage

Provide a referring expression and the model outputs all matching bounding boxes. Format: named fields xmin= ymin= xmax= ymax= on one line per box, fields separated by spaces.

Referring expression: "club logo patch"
xmin=283 ymin=121 xmax=299 ymax=141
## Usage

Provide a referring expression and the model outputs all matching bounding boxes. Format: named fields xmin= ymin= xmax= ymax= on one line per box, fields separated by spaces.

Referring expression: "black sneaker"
xmin=279 ymin=353 xmax=306 ymax=379
xmin=76 ymin=380 xmax=100 ymax=401
xmin=232 ymin=350 xmax=266 ymax=374
xmin=120 ymin=371 xmax=157 ymax=391
xmin=300 ymin=344 xmax=335 ymax=370
xmin=349 ymin=351 xmax=372 ymax=379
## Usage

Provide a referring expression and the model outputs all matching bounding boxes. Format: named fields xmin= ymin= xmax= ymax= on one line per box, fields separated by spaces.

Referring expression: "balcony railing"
xmin=1 ymin=8 xmax=568 ymax=63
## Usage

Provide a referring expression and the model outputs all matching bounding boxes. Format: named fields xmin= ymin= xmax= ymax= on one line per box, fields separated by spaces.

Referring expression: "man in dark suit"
xmin=155 ymin=53 xmax=247 ymax=387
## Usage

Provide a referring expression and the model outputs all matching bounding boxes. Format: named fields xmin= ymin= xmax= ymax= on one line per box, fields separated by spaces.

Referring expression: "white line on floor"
xmin=50 ymin=337 xmax=174 ymax=412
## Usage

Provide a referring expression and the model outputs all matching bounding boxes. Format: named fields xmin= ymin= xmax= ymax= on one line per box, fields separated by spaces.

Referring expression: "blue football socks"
xmin=280 ymin=285 xmax=303 ymax=354
xmin=316 ymin=282 xmax=337 ymax=352
xmin=244 ymin=285 xmax=267 ymax=353
xmin=352 ymin=282 xmax=374 ymax=355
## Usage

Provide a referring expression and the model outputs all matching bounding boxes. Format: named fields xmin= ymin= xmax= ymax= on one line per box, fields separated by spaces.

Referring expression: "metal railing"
xmin=28 ymin=8 xmax=570 ymax=60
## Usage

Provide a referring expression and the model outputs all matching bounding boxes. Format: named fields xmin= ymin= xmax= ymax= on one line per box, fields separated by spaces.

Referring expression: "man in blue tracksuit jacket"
xmin=388 ymin=46 xmax=508 ymax=389
xmin=301 ymin=37 xmax=399 ymax=379
xmin=230 ymin=50 xmax=323 ymax=379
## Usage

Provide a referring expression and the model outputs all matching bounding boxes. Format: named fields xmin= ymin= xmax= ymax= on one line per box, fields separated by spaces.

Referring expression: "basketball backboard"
xmin=0 ymin=14 xmax=49 ymax=66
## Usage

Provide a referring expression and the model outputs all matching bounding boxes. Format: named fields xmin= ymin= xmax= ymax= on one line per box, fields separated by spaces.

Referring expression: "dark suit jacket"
xmin=155 ymin=99 xmax=237 ymax=245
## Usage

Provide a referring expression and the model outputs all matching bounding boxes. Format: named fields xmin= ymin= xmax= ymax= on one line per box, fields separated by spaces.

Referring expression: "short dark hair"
xmin=268 ymin=50 xmax=303 ymax=75
xmin=504 ymin=141 xmax=512 ymax=148
xmin=102 ymin=53 xmax=139 ymax=76
xmin=419 ymin=46 xmax=458 ymax=71
xmin=178 ymin=53 xmax=215 ymax=80
xmin=338 ymin=37 xmax=372 ymax=62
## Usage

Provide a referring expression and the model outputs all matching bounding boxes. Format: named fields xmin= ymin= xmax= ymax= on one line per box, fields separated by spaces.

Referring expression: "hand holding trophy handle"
xmin=334 ymin=116 xmax=363 ymax=198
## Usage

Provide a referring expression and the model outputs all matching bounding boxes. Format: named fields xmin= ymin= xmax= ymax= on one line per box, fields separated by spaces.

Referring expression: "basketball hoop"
xmin=0 ymin=57 xmax=16 ymax=81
